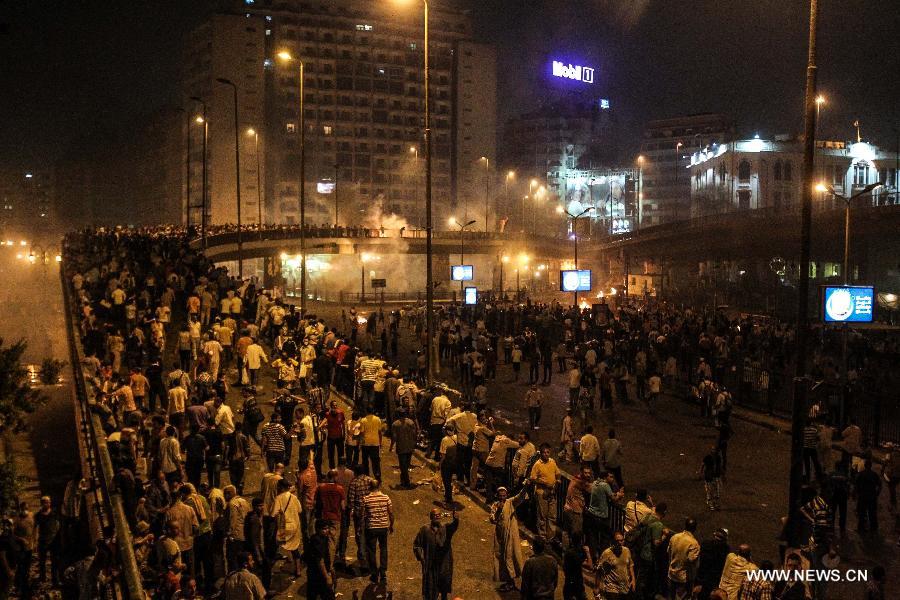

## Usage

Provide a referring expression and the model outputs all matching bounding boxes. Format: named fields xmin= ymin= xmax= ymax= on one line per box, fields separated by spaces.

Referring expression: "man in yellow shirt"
xmin=530 ymin=443 xmax=560 ymax=541
xmin=359 ymin=409 xmax=385 ymax=480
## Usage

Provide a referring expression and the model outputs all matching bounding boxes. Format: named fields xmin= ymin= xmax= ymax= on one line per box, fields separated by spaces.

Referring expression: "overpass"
xmin=194 ymin=227 xmax=569 ymax=263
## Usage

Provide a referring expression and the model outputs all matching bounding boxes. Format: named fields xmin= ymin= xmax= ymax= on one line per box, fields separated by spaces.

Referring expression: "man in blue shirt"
xmin=585 ymin=471 xmax=622 ymax=559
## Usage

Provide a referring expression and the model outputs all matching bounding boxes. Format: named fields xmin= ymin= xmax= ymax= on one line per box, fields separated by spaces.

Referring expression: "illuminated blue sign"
xmin=560 ymin=270 xmax=592 ymax=292
xmin=451 ymin=265 xmax=474 ymax=281
xmin=464 ymin=286 xmax=477 ymax=305
xmin=552 ymin=60 xmax=594 ymax=84
xmin=822 ymin=285 xmax=874 ymax=323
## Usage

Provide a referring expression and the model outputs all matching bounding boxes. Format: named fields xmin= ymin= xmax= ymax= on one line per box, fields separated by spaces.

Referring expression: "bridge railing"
xmin=60 ymin=260 xmax=145 ymax=600
xmin=193 ymin=226 xmax=568 ymax=250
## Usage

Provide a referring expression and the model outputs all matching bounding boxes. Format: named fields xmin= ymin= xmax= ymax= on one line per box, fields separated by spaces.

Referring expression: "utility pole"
xmin=788 ymin=0 xmax=819 ymax=547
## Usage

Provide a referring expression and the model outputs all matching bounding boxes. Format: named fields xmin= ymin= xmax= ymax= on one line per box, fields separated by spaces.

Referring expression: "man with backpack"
xmin=632 ymin=501 xmax=667 ymax=600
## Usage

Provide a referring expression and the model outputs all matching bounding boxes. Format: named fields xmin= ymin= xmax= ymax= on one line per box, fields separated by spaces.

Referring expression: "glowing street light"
xmin=247 ymin=127 xmax=264 ymax=237
xmin=190 ymin=96 xmax=209 ymax=245
xmin=276 ymin=50 xmax=309 ymax=311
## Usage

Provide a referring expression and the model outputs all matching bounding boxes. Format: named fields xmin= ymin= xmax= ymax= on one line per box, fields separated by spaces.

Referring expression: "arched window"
xmin=773 ymin=161 xmax=782 ymax=181
xmin=738 ymin=160 xmax=751 ymax=182
xmin=718 ymin=164 xmax=726 ymax=183
xmin=783 ymin=161 xmax=793 ymax=181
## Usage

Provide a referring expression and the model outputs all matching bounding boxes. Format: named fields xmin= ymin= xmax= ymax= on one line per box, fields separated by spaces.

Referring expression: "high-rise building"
xmin=182 ymin=0 xmax=496 ymax=228
xmin=639 ymin=113 xmax=732 ymax=226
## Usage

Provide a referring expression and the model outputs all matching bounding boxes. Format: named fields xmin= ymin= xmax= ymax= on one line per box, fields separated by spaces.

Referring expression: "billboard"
xmin=464 ymin=286 xmax=477 ymax=305
xmin=451 ymin=265 xmax=474 ymax=281
xmin=563 ymin=170 xmax=636 ymax=233
xmin=560 ymin=270 xmax=591 ymax=292
xmin=317 ymin=180 xmax=335 ymax=194
xmin=822 ymin=285 xmax=874 ymax=323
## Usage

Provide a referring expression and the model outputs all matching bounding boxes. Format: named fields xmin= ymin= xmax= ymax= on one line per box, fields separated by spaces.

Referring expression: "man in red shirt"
xmin=314 ymin=469 xmax=346 ymax=567
xmin=320 ymin=400 xmax=347 ymax=470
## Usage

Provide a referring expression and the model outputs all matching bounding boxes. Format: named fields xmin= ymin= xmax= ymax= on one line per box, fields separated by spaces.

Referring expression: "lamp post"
xmin=505 ymin=171 xmax=514 ymax=229
xmin=247 ymin=128 xmax=263 ymax=239
xmin=788 ymin=0 xmax=820 ymax=548
xmin=215 ymin=78 xmax=243 ymax=279
xmin=276 ymin=51 xmax=307 ymax=314
xmin=480 ymin=157 xmax=490 ymax=232
xmin=190 ymin=97 xmax=208 ymax=247
xmin=410 ymin=146 xmax=419 ymax=227
xmin=449 ymin=217 xmax=476 ymax=300
xmin=557 ymin=205 xmax=594 ymax=307
xmin=395 ymin=0 xmax=433 ymax=382
xmin=179 ymin=107 xmax=191 ymax=228
xmin=500 ymin=255 xmax=509 ymax=299
xmin=675 ymin=142 xmax=683 ymax=185
xmin=636 ymin=155 xmax=645 ymax=229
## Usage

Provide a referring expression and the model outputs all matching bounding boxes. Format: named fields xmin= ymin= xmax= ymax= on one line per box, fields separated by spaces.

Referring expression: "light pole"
xmin=500 ymin=255 xmax=509 ymax=299
xmin=480 ymin=157 xmax=490 ymax=232
xmin=179 ymin=107 xmax=191 ymax=228
xmin=504 ymin=171 xmax=514 ymax=229
xmin=410 ymin=146 xmax=419 ymax=227
xmin=190 ymin=97 xmax=208 ymax=247
xmin=247 ymin=128 xmax=263 ymax=239
xmin=789 ymin=0 xmax=819 ymax=548
xmin=277 ymin=51 xmax=307 ymax=314
xmin=449 ymin=217 xmax=476 ymax=299
xmin=396 ymin=0 xmax=433 ymax=382
xmin=557 ymin=205 xmax=594 ymax=307
xmin=636 ymin=155 xmax=645 ymax=229
xmin=216 ymin=78 xmax=243 ymax=279
xmin=675 ymin=142 xmax=683 ymax=185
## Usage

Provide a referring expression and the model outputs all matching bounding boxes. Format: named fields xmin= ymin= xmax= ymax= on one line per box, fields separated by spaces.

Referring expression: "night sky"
xmin=2 ymin=0 xmax=898 ymax=167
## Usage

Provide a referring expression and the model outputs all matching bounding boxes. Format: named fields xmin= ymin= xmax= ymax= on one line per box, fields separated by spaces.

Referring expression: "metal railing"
xmin=60 ymin=260 xmax=145 ymax=600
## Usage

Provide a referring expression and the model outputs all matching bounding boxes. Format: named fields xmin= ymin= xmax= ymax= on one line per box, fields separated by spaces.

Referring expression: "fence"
xmin=60 ymin=261 xmax=145 ymax=600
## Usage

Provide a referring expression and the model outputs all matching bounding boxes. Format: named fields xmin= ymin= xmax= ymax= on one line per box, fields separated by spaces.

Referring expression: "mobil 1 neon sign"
xmin=551 ymin=60 xmax=594 ymax=84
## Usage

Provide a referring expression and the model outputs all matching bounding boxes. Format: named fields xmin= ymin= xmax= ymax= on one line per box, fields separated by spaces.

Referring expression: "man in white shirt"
xmin=511 ymin=432 xmax=536 ymax=482
xmin=245 ymin=340 xmax=268 ymax=387
xmin=579 ymin=425 xmax=600 ymax=473
xmin=427 ymin=393 xmax=451 ymax=458
xmin=203 ymin=334 xmax=224 ymax=380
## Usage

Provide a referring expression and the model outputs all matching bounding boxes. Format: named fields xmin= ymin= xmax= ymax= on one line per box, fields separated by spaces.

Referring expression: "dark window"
xmin=773 ymin=161 xmax=782 ymax=181
xmin=738 ymin=160 xmax=751 ymax=182
xmin=783 ymin=161 xmax=793 ymax=181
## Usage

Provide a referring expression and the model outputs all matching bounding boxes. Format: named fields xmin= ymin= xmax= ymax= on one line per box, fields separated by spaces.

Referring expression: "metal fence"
xmin=60 ymin=262 xmax=144 ymax=600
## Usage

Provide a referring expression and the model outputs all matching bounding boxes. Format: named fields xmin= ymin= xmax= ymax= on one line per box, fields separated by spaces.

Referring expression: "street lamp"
xmin=409 ymin=146 xmax=419 ymax=227
xmin=504 ymin=171 xmax=515 ymax=228
xmin=395 ymin=0 xmax=434 ymax=383
xmin=636 ymin=155 xmax=645 ymax=229
xmin=480 ymin=156 xmax=491 ymax=232
xmin=276 ymin=50 xmax=307 ymax=313
xmin=449 ymin=217 xmax=476 ymax=299
xmin=247 ymin=128 xmax=264 ymax=239
xmin=675 ymin=142 xmax=683 ymax=185
xmin=360 ymin=252 xmax=380 ymax=303
xmin=190 ymin=97 xmax=209 ymax=247
xmin=557 ymin=205 xmax=595 ymax=306
xmin=215 ymin=78 xmax=244 ymax=279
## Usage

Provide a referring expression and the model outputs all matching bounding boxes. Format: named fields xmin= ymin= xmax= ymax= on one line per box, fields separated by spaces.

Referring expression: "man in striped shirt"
xmin=347 ymin=465 xmax=374 ymax=571
xmin=261 ymin=413 xmax=287 ymax=472
xmin=358 ymin=355 xmax=385 ymax=410
xmin=361 ymin=479 xmax=394 ymax=584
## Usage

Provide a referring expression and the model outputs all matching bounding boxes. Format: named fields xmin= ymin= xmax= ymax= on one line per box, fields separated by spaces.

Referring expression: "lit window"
xmin=323 ymin=125 xmax=333 ymax=135
xmin=286 ymin=122 xmax=297 ymax=133
xmin=356 ymin=24 xmax=373 ymax=31
xmin=409 ymin=42 xmax=417 ymax=50
xmin=266 ymin=29 xmax=271 ymax=36
xmin=245 ymin=0 xmax=254 ymax=4
xmin=264 ymin=58 xmax=273 ymax=69
xmin=265 ymin=15 xmax=272 ymax=21
xmin=853 ymin=161 xmax=869 ymax=186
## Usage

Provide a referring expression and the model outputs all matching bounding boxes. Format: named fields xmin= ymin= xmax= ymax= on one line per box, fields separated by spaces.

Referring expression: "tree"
xmin=0 ymin=338 xmax=45 ymax=434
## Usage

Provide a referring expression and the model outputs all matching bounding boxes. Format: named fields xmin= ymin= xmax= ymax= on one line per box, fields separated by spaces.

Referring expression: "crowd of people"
xmin=0 ymin=224 xmax=894 ymax=600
